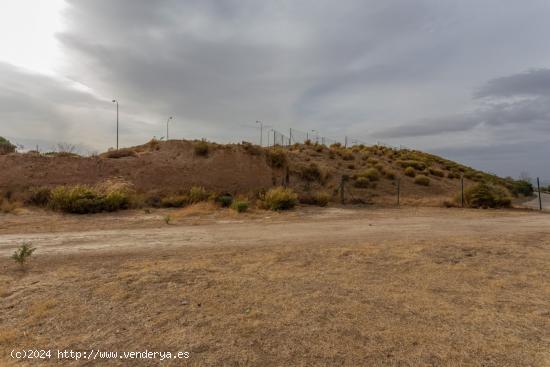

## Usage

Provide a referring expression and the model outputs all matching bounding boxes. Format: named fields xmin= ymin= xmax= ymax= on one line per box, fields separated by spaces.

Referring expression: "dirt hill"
xmin=0 ymin=139 xmax=523 ymax=206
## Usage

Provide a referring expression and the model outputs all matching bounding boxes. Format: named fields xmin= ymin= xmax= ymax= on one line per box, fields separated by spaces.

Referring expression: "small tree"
xmin=12 ymin=243 xmax=36 ymax=269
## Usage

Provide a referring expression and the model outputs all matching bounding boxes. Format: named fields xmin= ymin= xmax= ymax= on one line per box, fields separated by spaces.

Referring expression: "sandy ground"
xmin=1 ymin=206 xmax=548 ymax=257
xmin=1 ymin=206 xmax=549 ymax=366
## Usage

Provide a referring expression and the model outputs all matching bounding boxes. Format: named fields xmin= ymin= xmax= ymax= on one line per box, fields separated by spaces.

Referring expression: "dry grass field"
xmin=1 ymin=207 xmax=549 ymax=366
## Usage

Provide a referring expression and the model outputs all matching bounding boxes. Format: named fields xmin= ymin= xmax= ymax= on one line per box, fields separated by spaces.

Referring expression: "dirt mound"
xmin=0 ymin=139 xmax=522 ymax=206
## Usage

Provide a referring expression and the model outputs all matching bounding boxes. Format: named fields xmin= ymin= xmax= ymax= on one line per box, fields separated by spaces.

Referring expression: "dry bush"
xmin=266 ymin=148 xmax=287 ymax=168
xmin=447 ymin=172 xmax=460 ymax=179
xmin=49 ymin=180 xmax=133 ymax=214
xmin=414 ymin=175 xmax=430 ymax=186
xmin=188 ymin=186 xmax=210 ymax=203
xmin=398 ymin=160 xmax=427 ymax=171
xmin=261 ymin=187 xmax=298 ymax=210
xmin=299 ymin=191 xmax=330 ymax=207
xmin=357 ymin=168 xmax=379 ymax=182
xmin=194 ymin=140 xmax=209 ymax=157
xmin=404 ymin=167 xmax=416 ymax=177
xmin=161 ymin=195 xmax=189 ymax=208
xmin=384 ymin=170 xmax=396 ymax=180
xmin=462 ymin=182 xmax=511 ymax=208
xmin=340 ymin=151 xmax=355 ymax=161
xmin=104 ymin=148 xmax=137 ymax=159
xmin=0 ymin=198 xmax=17 ymax=213
xmin=26 ymin=187 xmax=52 ymax=207
xmin=428 ymin=167 xmax=445 ymax=177
xmin=241 ymin=141 xmax=262 ymax=155
xmin=297 ymin=163 xmax=323 ymax=183
xmin=353 ymin=177 xmax=372 ymax=188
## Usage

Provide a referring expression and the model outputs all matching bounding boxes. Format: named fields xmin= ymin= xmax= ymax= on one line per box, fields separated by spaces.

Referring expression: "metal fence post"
xmin=340 ymin=176 xmax=346 ymax=204
xmin=397 ymin=178 xmax=400 ymax=207
xmin=537 ymin=177 xmax=542 ymax=211
xmin=461 ymin=177 xmax=464 ymax=208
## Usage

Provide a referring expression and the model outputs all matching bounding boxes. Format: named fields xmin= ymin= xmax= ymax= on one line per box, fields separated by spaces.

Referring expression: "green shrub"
xmin=267 ymin=148 xmax=287 ymax=168
xmin=231 ymin=200 xmax=249 ymax=213
xmin=464 ymin=182 xmax=511 ymax=208
xmin=241 ymin=141 xmax=262 ymax=155
xmin=262 ymin=187 xmax=297 ymax=210
xmin=509 ymin=180 xmax=534 ymax=197
xmin=398 ymin=160 xmax=426 ymax=170
xmin=217 ymin=195 xmax=233 ymax=208
xmin=189 ymin=186 xmax=210 ymax=203
xmin=12 ymin=243 xmax=35 ymax=268
xmin=428 ymin=168 xmax=445 ymax=177
xmin=299 ymin=191 xmax=330 ymax=207
xmin=194 ymin=141 xmax=209 ymax=156
xmin=161 ymin=195 xmax=189 ymax=208
xmin=414 ymin=175 xmax=430 ymax=186
xmin=353 ymin=177 xmax=371 ymax=188
xmin=298 ymin=163 xmax=323 ymax=182
xmin=0 ymin=136 xmax=16 ymax=155
xmin=358 ymin=168 xmax=379 ymax=182
xmin=49 ymin=185 xmax=131 ymax=214
xmin=404 ymin=167 xmax=416 ymax=177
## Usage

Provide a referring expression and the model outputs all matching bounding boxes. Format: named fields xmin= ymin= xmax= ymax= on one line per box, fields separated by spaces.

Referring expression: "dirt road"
xmin=1 ymin=206 xmax=548 ymax=257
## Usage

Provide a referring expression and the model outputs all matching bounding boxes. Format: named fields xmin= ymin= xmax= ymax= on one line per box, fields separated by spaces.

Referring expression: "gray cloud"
xmin=2 ymin=0 xmax=550 ymax=179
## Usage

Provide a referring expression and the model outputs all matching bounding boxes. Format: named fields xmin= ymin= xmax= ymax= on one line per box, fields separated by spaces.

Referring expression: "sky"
xmin=1 ymin=0 xmax=550 ymax=180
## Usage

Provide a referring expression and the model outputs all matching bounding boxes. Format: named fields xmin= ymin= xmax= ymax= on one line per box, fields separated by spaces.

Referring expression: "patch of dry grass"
xmin=0 ymin=228 xmax=548 ymax=366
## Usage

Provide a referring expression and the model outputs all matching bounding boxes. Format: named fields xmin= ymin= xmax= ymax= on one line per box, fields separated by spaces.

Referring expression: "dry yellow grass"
xmin=1 ymin=220 xmax=549 ymax=366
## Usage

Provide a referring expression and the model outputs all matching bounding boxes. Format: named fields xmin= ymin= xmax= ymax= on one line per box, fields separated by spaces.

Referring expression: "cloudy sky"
xmin=2 ymin=0 xmax=550 ymax=180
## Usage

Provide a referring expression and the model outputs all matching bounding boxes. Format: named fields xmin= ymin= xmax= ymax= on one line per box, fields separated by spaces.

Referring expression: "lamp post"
xmin=256 ymin=120 xmax=263 ymax=146
xmin=166 ymin=116 xmax=173 ymax=140
xmin=311 ymin=129 xmax=318 ymax=144
xmin=112 ymin=99 xmax=119 ymax=150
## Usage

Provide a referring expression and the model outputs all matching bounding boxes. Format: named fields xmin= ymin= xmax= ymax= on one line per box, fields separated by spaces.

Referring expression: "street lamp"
xmin=166 ymin=116 xmax=173 ymax=140
xmin=256 ymin=120 xmax=263 ymax=146
xmin=311 ymin=129 xmax=318 ymax=144
xmin=112 ymin=99 xmax=119 ymax=150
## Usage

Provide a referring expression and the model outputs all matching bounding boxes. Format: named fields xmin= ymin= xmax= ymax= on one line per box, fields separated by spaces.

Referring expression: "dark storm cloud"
xmin=2 ymin=0 xmax=550 ymax=178
xmin=374 ymin=69 xmax=550 ymax=139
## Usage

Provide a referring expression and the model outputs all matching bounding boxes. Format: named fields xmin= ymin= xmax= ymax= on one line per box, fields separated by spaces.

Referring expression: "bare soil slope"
xmin=0 ymin=139 xmax=519 ymax=206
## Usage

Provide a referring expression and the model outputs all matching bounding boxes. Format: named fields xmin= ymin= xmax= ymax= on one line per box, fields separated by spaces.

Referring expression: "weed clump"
xmin=404 ymin=167 xmax=416 ymax=177
xmin=262 ymin=187 xmax=298 ymax=211
xmin=104 ymin=148 xmax=137 ymax=159
xmin=189 ymin=186 xmax=210 ymax=203
xmin=399 ymin=160 xmax=426 ymax=171
xmin=217 ymin=195 xmax=233 ymax=208
xmin=414 ymin=175 xmax=430 ymax=186
xmin=231 ymin=200 xmax=249 ymax=213
xmin=357 ymin=168 xmax=379 ymax=182
xmin=428 ymin=168 xmax=445 ymax=177
xmin=298 ymin=163 xmax=323 ymax=183
xmin=49 ymin=181 xmax=133 ymax=214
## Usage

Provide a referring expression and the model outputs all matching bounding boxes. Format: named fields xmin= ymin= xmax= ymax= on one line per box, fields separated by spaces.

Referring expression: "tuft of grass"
xmin=163 ymin=215 xmax=172 ymax=224
xmin=262 ymin=187 xmax=298 ymax=211
xmin=27 ymin=187 xmax=52 ymax=207
xmin=189 ymin=186 xmax=210 ymax=203
xmin=0 ymin=198 xmax=17 ymax=213
xmin=398 ymin=160 xmax=426 ymax=171
xmin=231 ymin=200 xmax=249 ymax=213
xmin=404 ymin=167 xmax=416 ymax=177
xmin=194 ymin=140 xmax=209 ymax=157
xmin=12 ymin=243 xmax=36 ymax=269
xmin=414 ymin=175 xmax=430 ymax=186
